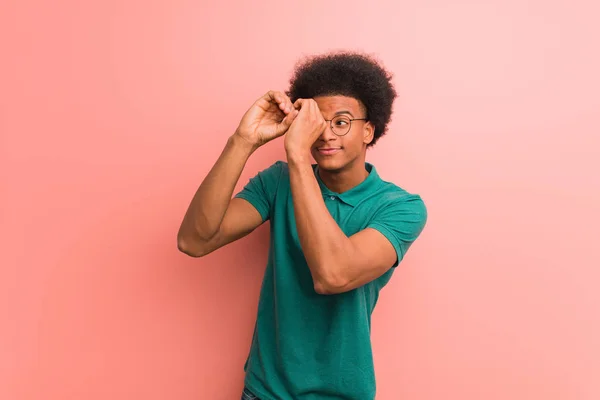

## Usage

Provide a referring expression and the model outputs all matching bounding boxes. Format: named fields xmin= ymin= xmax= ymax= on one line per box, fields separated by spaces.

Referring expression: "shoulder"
xmin=250 ymin=160 xmax=287 ymax=187
xmin=260 ymin=160 xmax=287 ymax=176
xmin=368 ymin=176 xmax=427 ymax=228
xmin=238 ymin=160 xmax=287 ymax=197
xmin=380 ymin=182 xmax=426 ymax=212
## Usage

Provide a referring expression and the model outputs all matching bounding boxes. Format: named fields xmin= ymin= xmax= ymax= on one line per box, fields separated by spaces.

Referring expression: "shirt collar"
xmin=313 ymin=162 xmax=382 ymax=207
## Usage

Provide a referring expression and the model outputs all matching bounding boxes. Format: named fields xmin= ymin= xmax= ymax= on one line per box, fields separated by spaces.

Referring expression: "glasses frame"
xmin=323 ymin=116 xmax=368 ymax=136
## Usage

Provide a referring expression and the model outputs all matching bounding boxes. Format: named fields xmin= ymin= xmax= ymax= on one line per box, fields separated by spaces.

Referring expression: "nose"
xmin=319 ymin=121 xmax=337 ymax=141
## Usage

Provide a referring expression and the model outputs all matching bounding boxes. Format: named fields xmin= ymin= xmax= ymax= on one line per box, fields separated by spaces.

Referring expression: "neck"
xmin=317 ymin=159 xmax=369 ymax=194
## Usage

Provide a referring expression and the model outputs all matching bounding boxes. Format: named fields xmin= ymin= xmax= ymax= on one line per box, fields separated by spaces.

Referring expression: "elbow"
xmin=311 ymin=259 xmax=352 ymax=295
xmin=176 ymin=234 xmax=208 ymax=258
xmin=177 ymin=222 xmax=218 ymax=258
xmin=313 ymin=274 xmax=350 ymax=295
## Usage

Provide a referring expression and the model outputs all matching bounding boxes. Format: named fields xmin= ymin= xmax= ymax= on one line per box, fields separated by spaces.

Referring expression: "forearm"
xmin=287 ymin=153 xmax=353 ymax=291
xmin=178 ymin=134 xmax=256 ymax=242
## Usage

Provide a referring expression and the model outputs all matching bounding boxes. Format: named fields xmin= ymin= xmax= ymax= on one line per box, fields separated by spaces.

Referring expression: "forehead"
xmin=313 ymin=95 xmax=364 ymax=116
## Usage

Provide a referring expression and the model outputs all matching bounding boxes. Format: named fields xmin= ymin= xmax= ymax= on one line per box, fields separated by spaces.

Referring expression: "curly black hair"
xmin=286 ymin=51 xmax=397 ymax=147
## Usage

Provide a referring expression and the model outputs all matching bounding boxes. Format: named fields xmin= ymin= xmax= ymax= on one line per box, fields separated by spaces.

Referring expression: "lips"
xmin=316 ymin=147 xmax=341 ymax=155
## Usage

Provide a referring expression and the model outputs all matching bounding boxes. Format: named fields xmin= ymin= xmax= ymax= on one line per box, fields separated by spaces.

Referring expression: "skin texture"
xmin=177 ymin=91 xmax=397 ymax=294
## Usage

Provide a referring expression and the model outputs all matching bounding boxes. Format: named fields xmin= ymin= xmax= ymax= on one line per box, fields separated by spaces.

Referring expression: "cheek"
xmin=343 ymin=135 xmax=364 ymax=152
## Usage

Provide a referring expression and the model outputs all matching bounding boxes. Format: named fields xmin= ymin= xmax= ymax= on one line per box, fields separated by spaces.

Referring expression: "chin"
xmin=313 ymin=155 xmax=345 ymax=172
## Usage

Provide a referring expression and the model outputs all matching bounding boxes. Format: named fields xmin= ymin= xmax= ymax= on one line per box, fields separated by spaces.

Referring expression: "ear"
xmin=363 ymin=122 xmax=375 ymax=145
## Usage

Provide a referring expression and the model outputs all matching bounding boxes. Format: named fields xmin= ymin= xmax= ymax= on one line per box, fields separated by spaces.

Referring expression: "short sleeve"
xmin=234 ymin=161 xmax=284 ymax=222
xmin=366 ymin=194 xmax=428 ymax=268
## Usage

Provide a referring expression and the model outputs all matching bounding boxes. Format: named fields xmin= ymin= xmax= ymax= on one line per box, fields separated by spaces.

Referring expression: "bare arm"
xmin=177 ymin=134 xmax=260 ymax=257
xmin=177 ymin=91 xmax=298 ymax=257
xmin=287 ymin=154 xmax=397 ymax=294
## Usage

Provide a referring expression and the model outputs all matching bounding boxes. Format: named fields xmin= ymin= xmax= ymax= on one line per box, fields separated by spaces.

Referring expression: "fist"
xmin=284 ymin=99 xmax=327 ymax=155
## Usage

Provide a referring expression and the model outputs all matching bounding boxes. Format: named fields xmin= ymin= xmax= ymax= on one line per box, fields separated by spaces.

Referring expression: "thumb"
xmin=276 ymin=109 xmax=299 ymax=133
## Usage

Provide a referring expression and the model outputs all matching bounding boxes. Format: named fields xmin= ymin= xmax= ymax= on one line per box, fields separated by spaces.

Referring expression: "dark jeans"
xmin=241 ymin=386 xmax=260 ymax=400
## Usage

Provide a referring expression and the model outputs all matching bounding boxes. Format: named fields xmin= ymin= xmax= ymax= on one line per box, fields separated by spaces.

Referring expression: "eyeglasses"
xmin=324 ymin=115 xmax=368 ymax=136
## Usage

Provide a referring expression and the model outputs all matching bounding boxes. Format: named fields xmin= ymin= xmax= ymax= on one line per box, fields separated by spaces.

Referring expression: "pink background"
xmin=2 ymin=1 xmax=599 ymax=399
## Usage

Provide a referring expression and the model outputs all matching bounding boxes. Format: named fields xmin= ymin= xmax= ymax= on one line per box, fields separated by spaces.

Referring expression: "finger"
xmin=281 ymin=93 xmax=294 ymax=114
xmin=275 ymin=108 xmax=299 ymax=135
xmin=311 ymin=98 xmax=320 ymax=109
xmin=265 ymin=90 xmax=289 ymax=113
xmin=293 ymin=98 xmax=305 ymax=109
xmin=312 ymin=102 xmax=327 ymax=130
xmin=287 ymin=96 xmax=295 ymax=113
xmin=305 ymin=99 xmax=322 ymax=119
xmin=273 ymin=91 xmax=295 ymax=114
xmin=302 ymin=98 xmax=317 ymax=111
xmin=281 ymin=108 xmax=299 ymax=127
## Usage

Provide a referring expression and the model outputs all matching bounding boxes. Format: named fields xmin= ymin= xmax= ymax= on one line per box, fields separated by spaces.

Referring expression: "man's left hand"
xmin=284 ymin=98 xmax=327 ymax=159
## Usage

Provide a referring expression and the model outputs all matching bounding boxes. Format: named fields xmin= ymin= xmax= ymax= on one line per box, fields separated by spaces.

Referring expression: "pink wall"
xmin=2 ymin=1 xmax=599 ymax=399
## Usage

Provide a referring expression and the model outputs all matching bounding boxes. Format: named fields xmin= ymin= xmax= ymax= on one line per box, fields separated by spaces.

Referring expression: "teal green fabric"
xmin=234 ymin=161 xmax=427 ymax=400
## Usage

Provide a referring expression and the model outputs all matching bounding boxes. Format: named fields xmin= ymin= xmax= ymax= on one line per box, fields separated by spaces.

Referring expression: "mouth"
xmin=315 ymin=147 xmax=342 ymax=156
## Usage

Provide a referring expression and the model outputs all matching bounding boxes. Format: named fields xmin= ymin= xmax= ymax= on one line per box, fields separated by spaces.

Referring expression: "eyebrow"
xmin=333 ymin=110 xmax=354 ymax=117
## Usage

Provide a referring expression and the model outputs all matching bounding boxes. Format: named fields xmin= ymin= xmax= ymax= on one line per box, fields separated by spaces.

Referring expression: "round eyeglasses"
xmin=324 ymin=115 xmax=368 ymax=136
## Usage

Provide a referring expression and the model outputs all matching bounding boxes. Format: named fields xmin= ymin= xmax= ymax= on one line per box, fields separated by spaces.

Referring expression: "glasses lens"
xmin=331 ymin=116 xmax=351 ymax=136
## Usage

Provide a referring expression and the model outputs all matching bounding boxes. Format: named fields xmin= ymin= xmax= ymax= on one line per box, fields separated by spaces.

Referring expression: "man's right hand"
xmin=234 ymin=90 xmax=299 ymax=149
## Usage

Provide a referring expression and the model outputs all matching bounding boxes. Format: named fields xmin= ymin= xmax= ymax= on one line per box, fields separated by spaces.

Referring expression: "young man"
xmin=177 ymin=51 xmax=427 ymax=399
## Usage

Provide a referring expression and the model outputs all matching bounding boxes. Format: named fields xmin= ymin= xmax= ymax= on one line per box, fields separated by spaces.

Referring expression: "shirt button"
xmin=330 ymin=196 xmax=336 ymax=200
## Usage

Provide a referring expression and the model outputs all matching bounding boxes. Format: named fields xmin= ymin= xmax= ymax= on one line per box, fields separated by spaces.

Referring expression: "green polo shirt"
xmin=234 ymin=161 xmax=427 ymax=400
